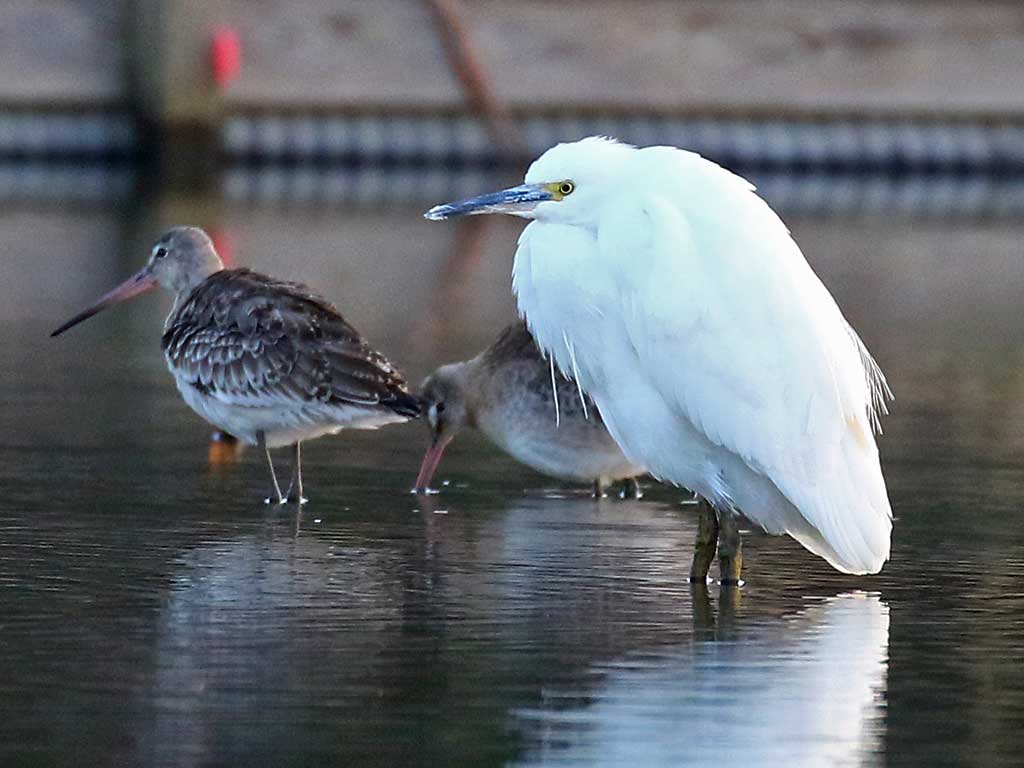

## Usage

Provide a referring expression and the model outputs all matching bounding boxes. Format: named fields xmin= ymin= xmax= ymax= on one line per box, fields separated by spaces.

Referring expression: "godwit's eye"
xmin=154 ymin=247 xmax=168 ymax=259
xmin=558 ymin=181 xmax=575 ymax=196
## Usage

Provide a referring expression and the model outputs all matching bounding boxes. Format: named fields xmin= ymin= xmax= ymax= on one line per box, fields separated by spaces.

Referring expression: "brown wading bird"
xmin=414 ymin=322 xmax=645 ymax=497
xmin=51 ymin=227 xmax=420 ymax=503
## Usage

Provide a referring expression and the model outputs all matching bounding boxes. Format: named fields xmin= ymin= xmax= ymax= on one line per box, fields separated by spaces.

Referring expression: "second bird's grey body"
xmin=418 ymin=322 xmax=643 ymax=491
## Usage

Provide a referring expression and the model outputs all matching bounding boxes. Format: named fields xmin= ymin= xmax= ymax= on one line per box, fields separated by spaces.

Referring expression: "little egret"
xmin=425 ymin=137 xmax=893 ymax=579
xmin=51 ymin=227 xmax=420 ymax=503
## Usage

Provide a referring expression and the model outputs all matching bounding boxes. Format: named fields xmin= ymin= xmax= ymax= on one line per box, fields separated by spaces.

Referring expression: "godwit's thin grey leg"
xmin=258 ymin=430 xmax=285 ymax=505
xmin=689 ymin=497 xmax=719 ymax=584
xmin=592 ymin=478 xmax=608 ymax=498
xmin=284 ymin=441 xmax=306 ymax=505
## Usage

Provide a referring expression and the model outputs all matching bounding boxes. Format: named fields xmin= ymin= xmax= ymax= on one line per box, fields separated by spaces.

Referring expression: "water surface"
xmin=1 ymin=182 xmax=1022 ymax=766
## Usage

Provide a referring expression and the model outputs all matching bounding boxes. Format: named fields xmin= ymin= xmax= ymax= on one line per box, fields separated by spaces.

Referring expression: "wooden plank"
xmin=223 ymin=0 xmax=461 ymax=110
xmin=0 ymin=1 xmax=1022 ymax=117
xmin=0 ymin=0 xmax=128 ymax=106
xmin=223 ymin=0 xmax=1024 ymax=116
xmin=467 ymin=0 xmax=1024 ymax=116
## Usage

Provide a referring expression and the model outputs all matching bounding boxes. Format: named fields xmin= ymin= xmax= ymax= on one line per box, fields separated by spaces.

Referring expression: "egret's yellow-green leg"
xmin=718 ymin=509 xmax=744 ymax=585
xmin=689 ymin=498 xmax=720 ymax=584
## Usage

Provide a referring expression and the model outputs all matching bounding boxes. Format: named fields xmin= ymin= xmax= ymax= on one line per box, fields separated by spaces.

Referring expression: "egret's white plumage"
xmin=428 ymin=137 xmax=893 ymax=574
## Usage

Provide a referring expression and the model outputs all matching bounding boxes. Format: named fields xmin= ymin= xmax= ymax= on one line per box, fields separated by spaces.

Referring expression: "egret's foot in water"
xmin=619 ymin=477 xmax=643 ymax=499
xmin=717 ymin=508 xmax=744 ymax=586
xmin=689 ymin=497 xmax=720 ymax=583
xmin=592 ymin=479 xmax=609 ymax=499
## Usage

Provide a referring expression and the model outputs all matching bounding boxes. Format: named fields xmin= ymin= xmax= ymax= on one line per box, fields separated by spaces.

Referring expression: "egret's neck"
xmin=512 ymin=220 xmax=614 ymax=398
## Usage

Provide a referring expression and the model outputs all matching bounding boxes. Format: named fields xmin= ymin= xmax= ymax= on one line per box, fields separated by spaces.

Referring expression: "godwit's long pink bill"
xmin=50 ymin=266 xmax=157 ymax=337
xmin=414 ymin=433 xmax=454 ymax=491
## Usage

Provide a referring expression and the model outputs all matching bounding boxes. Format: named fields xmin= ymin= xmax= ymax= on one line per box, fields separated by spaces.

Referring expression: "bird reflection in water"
xmin=514 ymin=592 xmax=890 ymax=768
xmin=689 ymin=580 xmax=742 ymax=641
xmin=207 ymin=431 xmax=245 ymax=467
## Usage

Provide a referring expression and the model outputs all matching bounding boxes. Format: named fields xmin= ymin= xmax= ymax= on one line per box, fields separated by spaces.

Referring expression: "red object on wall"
xmin=211 ymin=229 xmax=234 ymax=268
xmin=210 ymin=27 xmax=242 ymax=89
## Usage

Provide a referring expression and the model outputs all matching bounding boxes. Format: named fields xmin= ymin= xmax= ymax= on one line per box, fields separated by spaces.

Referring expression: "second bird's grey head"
xmin=419 ymin=363 xmax=472 ymax=440
xmin=148 ymin=226 xmax=224 ymax=293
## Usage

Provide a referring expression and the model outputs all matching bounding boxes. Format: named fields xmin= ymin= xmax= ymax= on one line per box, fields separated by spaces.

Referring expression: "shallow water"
xmin=1 ymin=182 xmax=1023 ymax=767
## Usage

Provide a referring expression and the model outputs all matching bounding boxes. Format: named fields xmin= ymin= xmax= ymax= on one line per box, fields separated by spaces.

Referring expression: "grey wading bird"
xmin=52 ymin=227 xmax=419 ymax=503
xmin=414 ymin=321 xmax=645 ymax=497
xmin=425 ymin=137 xmax=893 ymax=583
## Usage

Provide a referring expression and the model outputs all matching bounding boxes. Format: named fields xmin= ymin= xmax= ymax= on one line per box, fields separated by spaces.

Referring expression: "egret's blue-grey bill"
xmin=424 ymin=183 xmax=553 ymax=220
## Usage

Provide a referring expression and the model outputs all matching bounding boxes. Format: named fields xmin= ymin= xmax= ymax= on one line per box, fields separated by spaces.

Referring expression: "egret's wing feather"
xmin=845 ymin=320 xmax=893 ymax=434
xmin=162 ymin=269 xmax=420 ymax=417
xmin=599 ymin=149 xmax=892 ymax=573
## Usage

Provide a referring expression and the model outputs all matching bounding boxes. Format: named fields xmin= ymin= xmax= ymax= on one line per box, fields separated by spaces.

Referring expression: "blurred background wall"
xmin=1 ymin=0 xmax=1022 ymax=188
xmin=1 ymin=1 xmax=1021 ymax=374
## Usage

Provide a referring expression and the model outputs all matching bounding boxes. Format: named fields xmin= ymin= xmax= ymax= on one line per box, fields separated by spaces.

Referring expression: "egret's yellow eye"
xmin=558 ymin=181 xmax=575 ymax=197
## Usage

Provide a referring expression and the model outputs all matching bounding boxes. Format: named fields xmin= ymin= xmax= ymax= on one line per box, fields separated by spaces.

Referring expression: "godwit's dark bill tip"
xmin=50 ymin=317 xmax=84 ymax=337
xmin=50 ymin=309 xmax=100 ymax=337
xmin=49 ymin=266 xmax=158 ymax=339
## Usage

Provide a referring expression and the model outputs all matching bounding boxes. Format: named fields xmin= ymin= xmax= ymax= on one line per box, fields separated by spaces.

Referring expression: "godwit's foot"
xmin=618 ymin=477 xmax=643 ymax=499
xmin=258 ymin=431 xmax=285 ymax=505
xmin=717 ymin=507 xmax=744 ymax=586
xmin=282 ymin=441 xmax=306 ymax=505
xmin=689 ymin=497 xmax=720 ymax=584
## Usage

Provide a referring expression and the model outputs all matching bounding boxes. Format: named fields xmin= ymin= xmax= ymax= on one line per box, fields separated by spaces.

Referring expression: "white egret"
xmin=425 ymin=137 xmax=893 ymax=580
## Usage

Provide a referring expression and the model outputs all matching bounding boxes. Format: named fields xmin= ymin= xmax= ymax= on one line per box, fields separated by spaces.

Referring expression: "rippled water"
xmin=1 ymin=183 xmax=1023 ymax=767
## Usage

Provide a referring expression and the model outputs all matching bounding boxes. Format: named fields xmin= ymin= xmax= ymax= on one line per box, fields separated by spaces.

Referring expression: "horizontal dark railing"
xmin=1 ymin=109 xmax=1023 ymax=217
xmin=221 ymin=113 xmax=1024 ymax=177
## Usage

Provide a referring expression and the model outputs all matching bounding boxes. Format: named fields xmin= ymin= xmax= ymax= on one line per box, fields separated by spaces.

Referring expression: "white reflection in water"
xmin=515 ymin=592 xmax=889 ymax=768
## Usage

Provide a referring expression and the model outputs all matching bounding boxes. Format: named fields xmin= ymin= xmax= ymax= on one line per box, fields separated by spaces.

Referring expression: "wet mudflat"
xmin=1 ymin=191 xmax=1022 ymax=766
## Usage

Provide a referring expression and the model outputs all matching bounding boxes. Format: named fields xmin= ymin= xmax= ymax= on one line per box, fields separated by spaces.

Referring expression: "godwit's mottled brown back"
xmin=161 ymin=269 xmax=419 ymax=416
